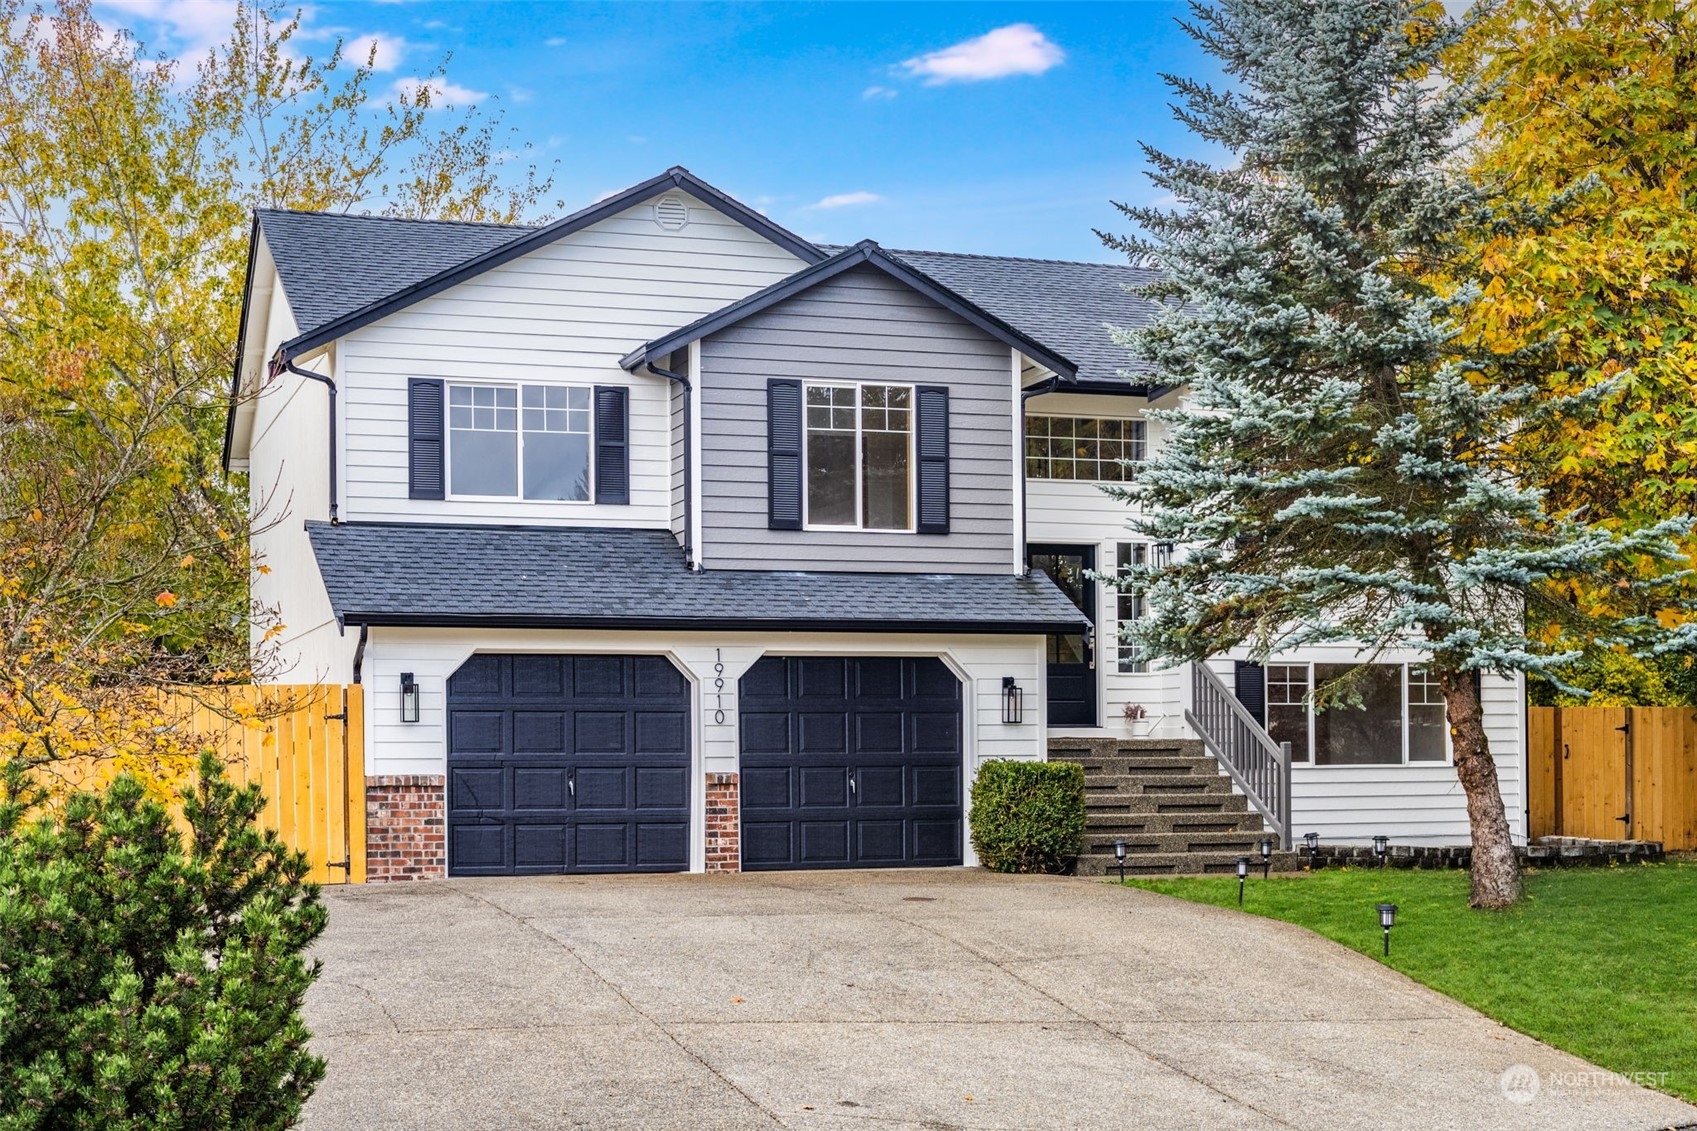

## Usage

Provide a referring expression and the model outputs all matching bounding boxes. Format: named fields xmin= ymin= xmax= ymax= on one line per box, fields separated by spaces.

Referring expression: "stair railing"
xmin=1184 ymin=663 xmax=1293 ymax=848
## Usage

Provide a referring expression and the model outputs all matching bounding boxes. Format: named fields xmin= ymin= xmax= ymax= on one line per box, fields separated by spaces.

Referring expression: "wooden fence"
xmin=41 ymin=685 xmax=365 ymax=884
xmin=1528 ymin=706 xmax=1697 ymax=850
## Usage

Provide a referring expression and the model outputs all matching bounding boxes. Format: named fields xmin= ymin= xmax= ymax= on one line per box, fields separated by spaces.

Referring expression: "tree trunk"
xmin=1439 ymin=671 xmax=1522 ymax=908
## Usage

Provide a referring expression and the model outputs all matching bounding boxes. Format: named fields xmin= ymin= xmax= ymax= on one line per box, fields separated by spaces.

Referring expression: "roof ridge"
xmin=256 ymin=207 xmax=536 ymax=232
xmin=890 ymin=246 xmax=1158 ymax=271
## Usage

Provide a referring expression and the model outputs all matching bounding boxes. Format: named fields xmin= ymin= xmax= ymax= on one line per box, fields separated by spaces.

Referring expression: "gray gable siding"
xmin=698 ymin=264 xmax=1014 ymax=574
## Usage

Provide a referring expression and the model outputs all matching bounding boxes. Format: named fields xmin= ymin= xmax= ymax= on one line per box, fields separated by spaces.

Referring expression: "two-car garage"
xmin=444 ymin=652 xmax=964 ymax=876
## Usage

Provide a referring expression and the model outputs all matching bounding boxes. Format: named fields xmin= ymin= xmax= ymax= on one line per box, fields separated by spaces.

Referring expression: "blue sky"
xmin=104 ymin=2 xmax=1228 ymax=262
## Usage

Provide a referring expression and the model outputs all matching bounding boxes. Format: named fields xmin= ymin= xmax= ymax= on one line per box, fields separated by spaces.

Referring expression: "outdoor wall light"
xmin=1001 ymin=677 xmax=1024 ymax=724
xmin=1114 ymin=839 xmax=1127 ymax=883
xmin=1235 ymin=855 xmax=1250 ymax=905
xmin=400 ymin=671 xmax=420 ymax=723
xmin=1376 ymin=902 xmax=1399 ymax=957
xmin=1304 ymin=831 xmax=1320 ymax=868
xmin=1373 ymin=834 xmax=1390 ymax=868
xmin=1258 ymin=836 xmax=1273 ymax=879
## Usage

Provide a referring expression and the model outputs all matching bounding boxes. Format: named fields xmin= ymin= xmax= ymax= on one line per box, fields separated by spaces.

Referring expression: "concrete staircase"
xmin=1050 ymin=737 xmax=1304 ymax=876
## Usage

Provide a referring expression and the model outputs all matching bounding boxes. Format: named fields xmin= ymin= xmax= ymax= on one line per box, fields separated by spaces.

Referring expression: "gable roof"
xmin=619 ymin=240 xmax=1080 ymax=380
xmin=269 ymin=167 xmax=826 ymax=360
xmin=878 ymin=249 xmax=1167 ymax=393
xmin=308 ymin=521 xmax=1089 ymax=634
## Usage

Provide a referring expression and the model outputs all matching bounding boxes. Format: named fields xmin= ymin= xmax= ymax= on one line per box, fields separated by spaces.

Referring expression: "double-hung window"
xmin=447 ymin=383 xmax=592 ymax=501
xmin=804 ymin=383 xmax=913 ymax=530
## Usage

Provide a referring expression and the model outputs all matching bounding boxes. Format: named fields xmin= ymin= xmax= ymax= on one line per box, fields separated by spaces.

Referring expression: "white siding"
xmin=360 ymin=627 xmax=1046 ymax=870
xmin=245 ymin=249 xmax=358 ymax=685
xmin=337 ymin=193 xmax=807 ymax=527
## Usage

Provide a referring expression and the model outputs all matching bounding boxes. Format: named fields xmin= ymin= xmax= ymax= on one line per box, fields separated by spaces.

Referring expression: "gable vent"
xmin=653 ymin=195 xmax=690 ymax=231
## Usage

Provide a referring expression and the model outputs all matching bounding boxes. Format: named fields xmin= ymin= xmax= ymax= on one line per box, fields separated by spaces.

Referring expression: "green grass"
xmin=1126 ymin=860 xmax=1697 ymax=1102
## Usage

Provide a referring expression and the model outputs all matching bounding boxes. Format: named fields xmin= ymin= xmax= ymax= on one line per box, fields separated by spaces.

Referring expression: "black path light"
xmin=1373 ymin=834 xmax=1390 ymax=868
xmin=1304 ymin=831 xmax=1320 ymax=869
xmin=1114 ymin=839 xmax=1127 ymax=883
xmin=1235 ymin=855 xmax=1250 ymax=905
xmin=1258 ymin=836 xmax=1273 ymax=879
xmin=1376 ymin=902 xmax=1399 ymax=956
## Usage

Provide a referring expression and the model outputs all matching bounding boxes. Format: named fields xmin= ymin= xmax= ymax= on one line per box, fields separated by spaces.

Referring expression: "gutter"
xmin=324 ymin=611 xmax=1091 ymax=635
xmin=281 ymin=354 xmax=339 ymax=523
xmin=647 ymin=359 xmax=696 ymax=568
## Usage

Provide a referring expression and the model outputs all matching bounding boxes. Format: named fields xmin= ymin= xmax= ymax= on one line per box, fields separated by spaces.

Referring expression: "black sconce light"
xmin=1258 ymin=836 xmax=1273 ymax=879
xmin=400 ymin=671 xmax=420 ymax=723
xmin=1114 ymin=839 xmax=1127 ymax=884
xmin=1235 ymin=855 xmax=1250 ymax=905
xmin=1376 ymin=902 xmax=1399 ymax=957
xmin=1304 ymin=831 xmax=1320 ymax=869
xmin=1373 ymin=834 xmax=1389 ymax=868
xmin=1001 ymin=677 xmax=1024 ymax=724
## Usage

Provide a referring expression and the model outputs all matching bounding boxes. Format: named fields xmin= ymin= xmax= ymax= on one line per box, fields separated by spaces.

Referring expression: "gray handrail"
xmin=1184 ymin=662 xmax=1293 ymax=848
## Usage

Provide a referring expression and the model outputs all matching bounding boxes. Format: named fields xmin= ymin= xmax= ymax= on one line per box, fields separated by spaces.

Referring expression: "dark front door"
xmin=445 ymin=653 xmax=691 ymax=876
xmin=737 ymin=656 xmax=963 ymax=870
xmin=1028 ymin=544 xmax=1096 ymax=726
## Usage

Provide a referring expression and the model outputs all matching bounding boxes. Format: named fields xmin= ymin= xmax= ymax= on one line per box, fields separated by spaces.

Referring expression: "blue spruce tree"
xmin=1107 ymin=0 xmax=1688 ymax=907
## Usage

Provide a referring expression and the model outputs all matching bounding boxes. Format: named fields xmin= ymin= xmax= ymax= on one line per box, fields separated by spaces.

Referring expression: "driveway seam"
xmin=454 ymin=886 xmax=788 ymax=1128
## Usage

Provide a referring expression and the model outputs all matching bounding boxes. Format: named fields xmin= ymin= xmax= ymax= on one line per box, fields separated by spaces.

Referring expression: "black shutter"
xmin=1234 ymin=661 xmax=1266 ymax=726
xmin=915 ymin=385 xmax=950 ymax=534
xmin=767 ymin=379 xmax=802 ymax=530
xmin=408 ymin=378 xmax=445 ymax=500
xmin=594 ymin=386 xmax=630 ymax=505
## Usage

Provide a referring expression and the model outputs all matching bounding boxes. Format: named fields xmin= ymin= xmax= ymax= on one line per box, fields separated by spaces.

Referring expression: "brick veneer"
xmin=365 ymin=775 xmax=446 ymax=881
xmin=705 ymin=772 xmax=740 ymax=873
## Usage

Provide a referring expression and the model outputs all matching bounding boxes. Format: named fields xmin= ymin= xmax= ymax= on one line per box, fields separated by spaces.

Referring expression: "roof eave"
xmin=335 ymin=611 xmax=1087 ymax=635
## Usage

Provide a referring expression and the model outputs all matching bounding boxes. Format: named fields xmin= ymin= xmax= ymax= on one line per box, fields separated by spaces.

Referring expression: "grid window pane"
xmin=1408 ymin=667 xmax=1447 ymax=761
xmin=803 ymin=383 xmax=912 ymax=530
xmin=450 ymin=382 xmax=593 ymax=500
xmin=1313 ymin=664 xmax=1403 ymax=766
xmin=1116 ymin=543 xmax=1148 ymax=673
xmin=1025 ymin=417 xmax=1147 ymax=480
xmin=1266 ymin=665 xmax=1310 ymax=762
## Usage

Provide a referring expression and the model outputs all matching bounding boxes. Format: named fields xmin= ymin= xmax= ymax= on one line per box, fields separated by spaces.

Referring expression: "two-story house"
xmin=224 ymin=167 xmax=1528 ymax=880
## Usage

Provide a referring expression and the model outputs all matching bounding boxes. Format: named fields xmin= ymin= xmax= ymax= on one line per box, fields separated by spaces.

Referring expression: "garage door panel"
xmin=741 ymin=767 xmax=791 ymax=809
xmin=447 ymin=654 xmax=690 ymax=876
xmin=799 ymin=766 xmax=848 ymax=808
xmin=800 ymin=821 xmax=851 ymax=864
xmin=635 ymin=766 xmax=688 ymax=809
xmin=739 ymin=656 xmax=963 ymax=871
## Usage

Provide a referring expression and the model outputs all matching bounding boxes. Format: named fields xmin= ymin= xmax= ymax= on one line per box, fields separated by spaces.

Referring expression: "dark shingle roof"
xmin=307 ymin=522 xmax=1088 ymax=634
xmin=257 ymin=210 xmax=530 ymax=344
xmin=882 ymin=249 xmax=1167 ymax=391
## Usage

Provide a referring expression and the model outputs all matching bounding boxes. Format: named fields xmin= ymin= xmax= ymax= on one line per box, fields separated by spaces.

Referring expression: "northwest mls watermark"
xmin=1501 ymin=1064 xmax=1673 ymax=1105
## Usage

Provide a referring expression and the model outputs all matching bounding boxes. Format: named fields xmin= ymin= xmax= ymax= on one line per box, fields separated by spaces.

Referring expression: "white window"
xmin=448 ymin=383 xmax=592 ymax=501
xmin=804 ymin=383 xmax=913 ymax=530
xmin=1116 ymin=543 xmax=1147 ymax=673
xmin=1265 ymin=663 xmax=1452 ymax=766
xmin=1026 ymin=416 xmax=1146 ymax=481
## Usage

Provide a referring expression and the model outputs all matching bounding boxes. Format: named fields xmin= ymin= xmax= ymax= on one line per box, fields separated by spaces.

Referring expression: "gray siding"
xmin=698 ymin=264 xmax=1015 ymax=573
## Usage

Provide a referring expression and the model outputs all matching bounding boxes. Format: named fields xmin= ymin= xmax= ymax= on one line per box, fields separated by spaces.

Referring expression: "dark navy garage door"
xmin=738 ymin=656 xmax=962 ymax=870
xmin=446 ymin=654 xmax=690 ymax=876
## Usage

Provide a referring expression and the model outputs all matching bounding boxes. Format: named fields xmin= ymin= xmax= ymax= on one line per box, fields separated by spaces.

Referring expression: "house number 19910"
xmin=712 ymin=649 xmax=726 ymax=724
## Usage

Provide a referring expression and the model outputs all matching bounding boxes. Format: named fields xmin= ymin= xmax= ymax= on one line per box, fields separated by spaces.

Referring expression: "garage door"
xmin=446 ymin=654 xmax=690 ymax=876
xmin=738 ymin=656 xmax=962 ymax=870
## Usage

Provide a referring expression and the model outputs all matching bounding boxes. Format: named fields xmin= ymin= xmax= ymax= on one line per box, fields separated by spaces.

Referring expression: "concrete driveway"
xmin=300 ymin=870 xmax=1696 ymax=1131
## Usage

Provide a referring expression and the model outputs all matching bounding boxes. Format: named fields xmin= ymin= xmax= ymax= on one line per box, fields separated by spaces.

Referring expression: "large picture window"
xmin=448 ymin=382 xmax=592 ymax=501
xmin=1025 ymin=416 xmax=1146 ymax=481
xmin=1261 ymin=663 xmax=1452 ymax=766
xmin=805 ymin=383 xmax=913 ymax=530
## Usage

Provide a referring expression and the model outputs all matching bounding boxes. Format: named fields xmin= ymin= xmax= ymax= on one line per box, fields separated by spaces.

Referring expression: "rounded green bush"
xmin=969 ymin=759 xmax=1086 ymax=873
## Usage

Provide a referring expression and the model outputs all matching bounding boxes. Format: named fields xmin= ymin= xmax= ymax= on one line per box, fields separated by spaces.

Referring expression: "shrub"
xmin=969 ymin=759 xmax=1086 ymax=874
xmin=0 ymin=752 xmax=328 ymax=1130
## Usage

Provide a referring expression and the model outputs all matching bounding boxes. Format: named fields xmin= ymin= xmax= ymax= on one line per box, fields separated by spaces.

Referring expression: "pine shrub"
xmin=0 ymin=752 xmax=327 ymax=1130
xmin=969 ymin=760 xmax=1086 ymax=874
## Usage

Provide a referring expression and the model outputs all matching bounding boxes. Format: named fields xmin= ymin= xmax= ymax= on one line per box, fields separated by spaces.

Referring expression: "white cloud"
xmin=862 ymin=85 xmax=897 ymax=101
xmin=95 ymin=0 xmax=237 ymax=67
xmin=392 ymin=76 xmax=488 ymax=108
xmin=508 ymin=86 xmax=534 ymax=104
xmin=348 ymin=32 xmax=405 ymax=71
xmin=545 ymin=36 xmax=567 ymax=47
xmin=900 ymin=23 xmax=1064 ymax=85
xmin=809 ymin=191 xmax=882 ymax=210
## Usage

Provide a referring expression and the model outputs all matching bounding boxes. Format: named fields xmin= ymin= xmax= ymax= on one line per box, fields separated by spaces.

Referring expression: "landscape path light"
xmin=1114 ymin=839 xmax=1127 ymax=884
xmin=1235 ymin=855 xmax=1250 ymax=906
xmin=1258 ymin=836 xmax=1273 ymax=879
xmin=1373 ymin=834 xmax=1389 ymax=868
xmin=1304 ymin=831 xmax=1320 ymax=869
xmin=1377 ymin=902 xmax=1399 ymax=957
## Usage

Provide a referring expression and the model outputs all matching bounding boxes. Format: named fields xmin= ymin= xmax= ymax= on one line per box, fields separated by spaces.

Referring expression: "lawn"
xmin=1125 ymin=860 xmax=1697 ymax=1102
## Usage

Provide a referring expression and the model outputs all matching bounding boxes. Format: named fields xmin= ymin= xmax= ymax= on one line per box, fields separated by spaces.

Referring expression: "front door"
xmin=1028 ymin=544 xmax=1096 ymax=726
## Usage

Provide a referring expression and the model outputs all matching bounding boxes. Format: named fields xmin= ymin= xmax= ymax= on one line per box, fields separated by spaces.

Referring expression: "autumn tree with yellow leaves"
xmin=0 ymin=0 xmax=555 ymax=782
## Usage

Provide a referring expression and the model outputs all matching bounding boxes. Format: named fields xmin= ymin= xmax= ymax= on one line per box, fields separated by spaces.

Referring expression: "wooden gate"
xmin=1529 ymin=706 xmax=1697 ymax=850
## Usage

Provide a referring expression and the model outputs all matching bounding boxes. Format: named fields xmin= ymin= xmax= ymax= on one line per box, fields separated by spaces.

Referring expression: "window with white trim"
xmin=804 ymin=383 xmax=913 ymax=530
xmin=1116 ymin=543 xmax=1147 ymax=673
xmin=1264 ymin=663 xmax=1452 ymax=766
xmin=1025 ymin=416 xmax=1146 ymax=481
xmin=447 ymin=383 xmax=592 ymax=501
